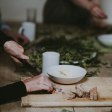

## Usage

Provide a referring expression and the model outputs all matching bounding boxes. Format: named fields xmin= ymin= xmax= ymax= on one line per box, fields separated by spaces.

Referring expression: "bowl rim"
xmin=47 ymin=65 xmax=87 ymax=79
xmin=98 ymin=34 xmax=112 ymax=40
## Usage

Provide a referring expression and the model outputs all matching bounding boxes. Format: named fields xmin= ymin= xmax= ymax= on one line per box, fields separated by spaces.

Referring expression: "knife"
xmin=18 ymin=59 xmax=41 ymax=75
xmin=0 ymin=30 xmax=40 ymax=75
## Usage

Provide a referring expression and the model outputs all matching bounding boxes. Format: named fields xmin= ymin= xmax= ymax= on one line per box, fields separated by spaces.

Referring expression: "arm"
xmin=0 ymin=81 xmax=27 ymax=104
xmin=0 ymin=74 xmax=53 ymax=105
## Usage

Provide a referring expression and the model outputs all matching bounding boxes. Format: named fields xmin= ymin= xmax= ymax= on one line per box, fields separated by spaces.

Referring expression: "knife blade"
xmin=18 ymin=59 xmax=41 ymax=75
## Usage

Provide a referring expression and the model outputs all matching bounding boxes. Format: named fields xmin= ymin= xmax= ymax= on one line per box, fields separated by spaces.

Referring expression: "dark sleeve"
xmin=0 ymin=81 xmax=27 ymax=105
xmin=0 ymin=30 xmax=12 ymax=48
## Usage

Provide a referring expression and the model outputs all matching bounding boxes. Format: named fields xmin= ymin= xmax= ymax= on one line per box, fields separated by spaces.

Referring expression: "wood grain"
xmin=21 ymin=77 xmax=112 ymax=107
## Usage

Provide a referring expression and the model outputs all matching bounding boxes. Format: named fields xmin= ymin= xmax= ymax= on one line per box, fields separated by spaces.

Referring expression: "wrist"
xmin=22 ymin=80 xmax=30 ymax=93
xmin=22 ymin=78 xmax=34 ymax=93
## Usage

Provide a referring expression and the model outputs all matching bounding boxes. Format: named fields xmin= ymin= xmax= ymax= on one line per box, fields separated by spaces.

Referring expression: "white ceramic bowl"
xmin=97 ymin=34 xmax=112 ymax=47
xmin=47 ymin=65 xmax=87 ymax=84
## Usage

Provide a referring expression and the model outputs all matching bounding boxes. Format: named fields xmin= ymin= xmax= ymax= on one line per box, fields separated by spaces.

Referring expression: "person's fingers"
xmin=43 ymin=76 xmax=53 ymax=87
xmin=4 ymin=41 xmax=24 ymax=52
xmin=49 ymin=85 xmax=54 ymax=92
xmin=40 ymin=83 xmax=54 ymax=92
xmin=4 ymin=41 xmax=29 ymax=60
xmin=35 ymin=75 xmax=54 ymax=91
xmin=10 ymin=56 xmax=21 ymax=63
xmin=23 ymin=74 xmax=54 ymax=92
xmin=10 ymin=52 xmax=29 ymax=60
xmin=94 ymin=8 xmax=106 ymax=18
xmin=41 ymin=84 xmax=52 ymax=91
xmin=91 ymin=5 xmax=107 ymax=19
xmin=18 ymin=54 xmax=29 ymax=60
xmin=15 ymin=43 xmax=24 ymax=53
xmin=92 ymin=8 xmax=101 ymax=17
xmin=98 ymin=12 xmax=107 ymax=19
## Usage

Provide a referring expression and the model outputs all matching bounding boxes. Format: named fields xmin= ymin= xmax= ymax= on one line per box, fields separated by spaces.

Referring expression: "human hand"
xmin=3 ymin=41 xmax=29 ymax=60
xmin=23 ymin=74 xmax=53 ymax=93
xmin=2 ymin=30 xmax=29 ymax=46
xmin=90 ymin=5 xmax=107 ymax=19
xmin=72 ymin=0 xmax=107 ymax=19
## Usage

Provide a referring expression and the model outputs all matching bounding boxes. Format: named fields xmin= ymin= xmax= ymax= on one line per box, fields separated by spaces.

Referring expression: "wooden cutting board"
xmin=21 ymin=77 xmax=112 ymax=107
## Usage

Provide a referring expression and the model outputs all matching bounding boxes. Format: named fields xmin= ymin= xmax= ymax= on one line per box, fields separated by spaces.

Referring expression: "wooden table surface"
xmin=1 ymin=102 xmax=112 ymax=112
xmin=0 ymin=52 xmax=112 ymax=112
xmin=0 ymin=23 xmax=112 ymax=112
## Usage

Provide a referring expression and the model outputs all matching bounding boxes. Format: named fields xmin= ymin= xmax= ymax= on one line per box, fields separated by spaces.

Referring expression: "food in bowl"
xmin=59 ymin=69 xmax=75 ymax=77
xmin=97 ymin=34 xmax=112 ymax=47
xmin=47 ymin=65 xmax=87 ymax=84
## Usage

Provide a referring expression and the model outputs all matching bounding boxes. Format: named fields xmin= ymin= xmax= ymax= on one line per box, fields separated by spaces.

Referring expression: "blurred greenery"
xmin=24 ymin=25 xmax=112 ymax=76
xmin=27 ymin=36 xmax=100 ymax=72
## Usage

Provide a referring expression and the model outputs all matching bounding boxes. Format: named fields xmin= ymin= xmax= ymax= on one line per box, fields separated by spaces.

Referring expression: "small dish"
xmin=97 ymin=34 xmax=112 ymax=47
xmin=47 ymin=65 xmax=87 ymax=84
